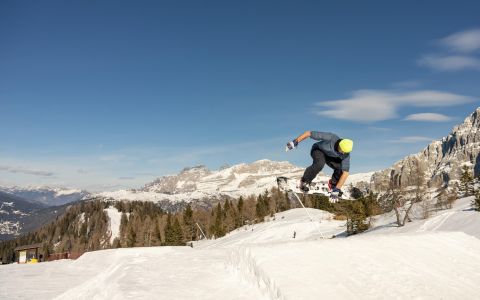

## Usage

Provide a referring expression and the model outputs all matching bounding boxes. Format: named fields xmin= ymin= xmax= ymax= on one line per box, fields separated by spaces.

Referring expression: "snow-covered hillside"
xmin=97 ymin=159 xmax=374 ymax=204
xmin=97 ymin=160 xmax=304 ymax=203
xmin=1 ymin=197 xmax=479 ymax=300
xmin=0 ymin=192 xmax=45 ymax=240
xmin=0 ymin=186 xmax=90 ymax=206
xmin=0 ymin=190 xmax=78 ymax=240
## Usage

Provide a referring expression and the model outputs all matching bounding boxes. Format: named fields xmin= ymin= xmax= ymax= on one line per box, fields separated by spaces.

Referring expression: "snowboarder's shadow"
xmin=332 ymin=231 xmax=348 ymax=238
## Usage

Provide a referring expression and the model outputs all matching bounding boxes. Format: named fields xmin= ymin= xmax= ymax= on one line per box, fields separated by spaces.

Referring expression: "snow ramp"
xmin=52 ymin=247 xmax=266 ymax=300
xmin=229 ymin=231 xmax=480 ymax=300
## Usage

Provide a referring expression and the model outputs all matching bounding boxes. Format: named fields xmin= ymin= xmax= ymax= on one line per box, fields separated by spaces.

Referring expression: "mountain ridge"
xmin=372 ymin=107 xmax=480 ymax=189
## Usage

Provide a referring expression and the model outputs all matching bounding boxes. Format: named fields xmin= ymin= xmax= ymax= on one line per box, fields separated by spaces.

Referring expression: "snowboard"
xmin=276 ymin=176 xmax=343 ymax=203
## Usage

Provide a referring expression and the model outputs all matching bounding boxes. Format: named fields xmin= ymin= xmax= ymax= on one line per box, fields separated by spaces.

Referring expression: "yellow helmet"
xmin=339 ymin=139 xmax=353 ymax=153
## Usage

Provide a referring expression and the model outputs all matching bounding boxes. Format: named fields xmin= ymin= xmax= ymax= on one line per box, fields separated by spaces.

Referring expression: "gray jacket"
xmin=310 ymin=131 xmax=350 ymax=171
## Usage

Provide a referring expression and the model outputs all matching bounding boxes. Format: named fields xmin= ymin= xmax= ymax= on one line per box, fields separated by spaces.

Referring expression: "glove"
xmin=285 ymin=140 xmax=299 ymax=152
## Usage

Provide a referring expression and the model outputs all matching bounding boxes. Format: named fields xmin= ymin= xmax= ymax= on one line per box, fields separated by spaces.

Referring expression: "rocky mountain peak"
xmin=138 ymin=159 xmax=303 ymax=195
xmin=372 ymin=107 xmax=480 ymax=189
xmin=179 ymin=165 xmax=210 ymax=175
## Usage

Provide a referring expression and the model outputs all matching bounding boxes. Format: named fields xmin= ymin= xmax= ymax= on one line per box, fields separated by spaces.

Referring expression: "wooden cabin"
xmin=14 ymin=243 xmax=43 ymax=264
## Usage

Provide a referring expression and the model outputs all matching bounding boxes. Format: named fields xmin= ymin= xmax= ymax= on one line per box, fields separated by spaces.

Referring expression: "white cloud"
xmin=394 ymin=90 xmax=473 ymax=106
xmin=389 ymin=136 xmax=434 ymax=143
xmin=315 ymin=89 xmax=472 ymax=122
xmin=420 ymin=29 xmax=480 ymax=72
xmin=404 ymin=113 xmax=451 ymax=122
xmin=0 ymin=165 xmax=55 ymax=177
xmin=440 ymin=28 xmax=480 ymax=53
xmin=316 ymin=90 xmax=397 ymax=121
xmin=418 ymin=55 xmax=480 ymax=71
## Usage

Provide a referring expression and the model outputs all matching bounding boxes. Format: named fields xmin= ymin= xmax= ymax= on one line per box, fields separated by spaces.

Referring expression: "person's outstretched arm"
xmin=286 ymin=131 xmax=311 ymax=151
xmin=295 ymin=130 xmax=312 ymax=143
xmin=286 ymin=131 xmax=338 ymax=151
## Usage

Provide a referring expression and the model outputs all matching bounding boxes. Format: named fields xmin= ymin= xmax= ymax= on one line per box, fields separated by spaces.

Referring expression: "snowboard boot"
xmin=298 ymin=180 xmax=310 ymax=193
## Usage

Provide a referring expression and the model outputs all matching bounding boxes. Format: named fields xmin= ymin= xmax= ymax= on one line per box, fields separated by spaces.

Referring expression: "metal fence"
xmin=47 ymin=252 xmax=84 ymax=261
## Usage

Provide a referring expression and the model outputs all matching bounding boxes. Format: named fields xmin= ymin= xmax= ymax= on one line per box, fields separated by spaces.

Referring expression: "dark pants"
xmin=302 ymin=147 xmax=343 ymax=185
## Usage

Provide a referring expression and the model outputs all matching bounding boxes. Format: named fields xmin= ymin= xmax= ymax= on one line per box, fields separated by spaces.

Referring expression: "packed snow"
xmin=104 ymin=207 xmax=122 ymax=244
xmin=1 ymin=197 xmax=479 ymax=299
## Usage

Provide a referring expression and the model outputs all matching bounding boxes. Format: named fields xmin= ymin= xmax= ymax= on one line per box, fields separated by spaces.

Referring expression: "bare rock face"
xmin=372 ymin=107 xmax=480 ymax=190
xmin=141 ymin=165 xmax=211 ymax=194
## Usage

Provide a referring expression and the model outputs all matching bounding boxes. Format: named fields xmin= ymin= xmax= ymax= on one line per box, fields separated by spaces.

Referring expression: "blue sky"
xmin=1 ymin=0 xmax=479 ymax=190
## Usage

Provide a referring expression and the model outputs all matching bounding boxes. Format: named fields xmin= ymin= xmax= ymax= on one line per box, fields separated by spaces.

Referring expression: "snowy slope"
xmin=197 ymin=208 xmax=345 ymax=248
xmin=366 ymin=196 xmax=480 ymax=239
xmin=1 ymin=197 xmax=478 ymax=300
xmin=104 ymin=207 xmax=122 ymax=244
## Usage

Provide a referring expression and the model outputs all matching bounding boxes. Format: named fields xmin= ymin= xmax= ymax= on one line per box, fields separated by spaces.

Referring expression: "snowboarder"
xmin=286 ymin=131 xmax=353 ymax=198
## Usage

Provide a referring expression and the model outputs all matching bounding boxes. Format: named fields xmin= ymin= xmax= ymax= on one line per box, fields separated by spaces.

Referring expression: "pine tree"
xmin=255 ymin=193 xmax=271 ymax=221
xmin=237 ymin=196 xmax=244 ymax=212
xmin=213 ymin=203 xmax=225 ymax=238
xmin=127 ymin=225 xmax=137 ymax=247
xmin=284 ymin=192 xmax=291 ymax=210
xmin=460 ymin=165 xmax=474 ymax=197
xmin=223 ymin=199 xmax=237 ymax=232
xmin=172 ymin=217 xmax=185 ymax=246
xmin=311 ymin=194 xmax=334 ymax=212
xmin=154 ymin=222 xmax=162 ymax=245
xmin=223 ymin=200 xmax=230 ymax=217
xmin=345 ymin=200 xmax=369 ymax=235
xmin=183 ymin=204 xmax=195 ymax=241
xmin=237 ymin=196 xmax=244 ymax=227
xmin=473 ymin=190 xmax=480 ymax=212
xmin=164 ymin=214 xmax=174 ymax=245
xmin=118 ymin=212 xmax=129 ymax=246
xmin=263 ymin=190 xmax=271 ymax=216
xmin=255 ymin=194 xmax=265 ymax=221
